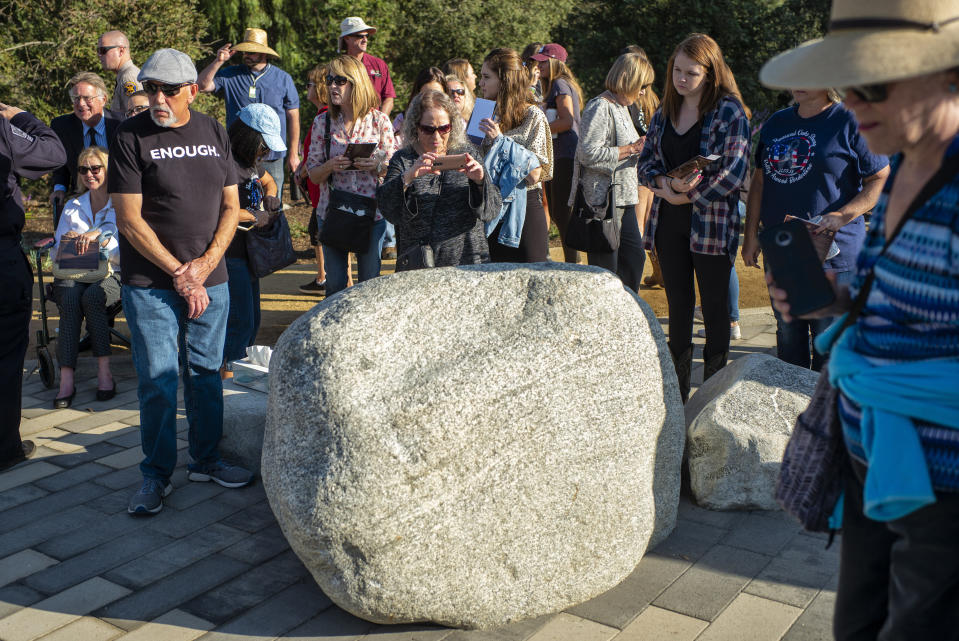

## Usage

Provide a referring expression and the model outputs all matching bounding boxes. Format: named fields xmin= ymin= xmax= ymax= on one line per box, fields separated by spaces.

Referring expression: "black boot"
xmin=669 ymin=343 xmax=693 ymax=403
xmin=703 ymin=349 xmax=728 ymax=382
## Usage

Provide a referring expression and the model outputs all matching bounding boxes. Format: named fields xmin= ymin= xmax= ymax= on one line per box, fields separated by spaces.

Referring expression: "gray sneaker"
xmin=188 ymin=460 xmax=254 ymax=488
xmin=128 ymin=478 xmax=173 ymax=515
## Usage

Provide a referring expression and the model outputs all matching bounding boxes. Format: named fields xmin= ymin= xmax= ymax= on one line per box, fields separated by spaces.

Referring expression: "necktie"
xmin=87 ymin=127 xmax=97 ymax=149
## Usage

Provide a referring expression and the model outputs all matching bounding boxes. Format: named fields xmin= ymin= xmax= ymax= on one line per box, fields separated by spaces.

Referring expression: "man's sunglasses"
xmin=142 ymin=82 xmax=191 ymax=97
xmin=97 ymin=45 xmax=120 ymax=56
xmin=348 ymin=33 xmax=371 ymax=41
xmin=842 ymin=84 xmax=888 ymax=104
xmin=78 ymin=164 xmax=104 ymax=175
xmin=418 ymin=123 xmax=452 ymax=135
xmin=449 ymin=88 xmax=466 ymax=96
xmin=326 ymin=75 xmax=350 ymax=87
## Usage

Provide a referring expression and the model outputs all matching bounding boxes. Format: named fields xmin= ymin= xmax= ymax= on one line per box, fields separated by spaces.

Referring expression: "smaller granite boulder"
xmin=220 ymin=381 xmax=268 ymax=474
xmin=684 ymin=354 xmax=819 ymax=511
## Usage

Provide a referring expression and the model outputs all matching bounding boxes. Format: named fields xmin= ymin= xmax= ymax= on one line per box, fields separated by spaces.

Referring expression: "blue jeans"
xmin=729 ymin=267 xmax=740 ymax=322
xmin=383 ymin=219 xmax=396 ymax=248
xmin=261 ymin=157 xmax=285 ymax=201
xmin=224 ymin=258 xmax=260 ymax=363
xmin=771 ymin=269 xmax=853 ymax=371
xmin=123 ymin=283 xmax=229 ymax=481
xmin=322 ymin=217 xmax=387 ymax=296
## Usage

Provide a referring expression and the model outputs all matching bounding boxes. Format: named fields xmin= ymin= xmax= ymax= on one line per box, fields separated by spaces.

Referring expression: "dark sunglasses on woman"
xmin=418 ymin=123 xmax=452 ymax=135
xmin=841 ymin=84 xmax=888 ymax=103
xmin=449 ymin=88 xmax=466 ymax=96
xmin=78 ymin=164 xmax=104 ymax=175
xmin=326 ymin=75 xmax=350 ymax=87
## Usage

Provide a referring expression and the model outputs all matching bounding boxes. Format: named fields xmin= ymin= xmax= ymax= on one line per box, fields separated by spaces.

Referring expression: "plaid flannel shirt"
xmin=638 ymin=96 xmax=750 ymax=256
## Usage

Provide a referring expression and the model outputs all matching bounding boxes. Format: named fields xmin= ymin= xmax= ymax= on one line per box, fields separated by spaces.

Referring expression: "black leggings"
xmin=655 ymin=205 xmax=731 ymax=357
xmin=587 ymin=205 xmax=646 ymax=293
xmin=546 ymin=157 xmax=576 ymax=262
xmin=489 ymin=189 xmax=549 ymax=263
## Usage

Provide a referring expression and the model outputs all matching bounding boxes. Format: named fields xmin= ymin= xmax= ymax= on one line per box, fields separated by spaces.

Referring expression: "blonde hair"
xmin=541 ymin=58 xmax=584 ymax=113
xmin=445 ymin=73 xmax=474 ymax=120
xmin=442 ymin=58 xmax=473 ymax=83
xmin=76 ymin=146 xmax=108 ymax=193
xmin=327 ymin=55 xmax=378 ymax=121
xmin=606 ymin=53 xmax=654 ymax=105
xmin=307 ymin=64 xmax=329 ymax=107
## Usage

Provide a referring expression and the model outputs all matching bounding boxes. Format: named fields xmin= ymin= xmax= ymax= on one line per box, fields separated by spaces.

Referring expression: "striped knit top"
xmin=838 ymin=138 xmax=959 ymax=492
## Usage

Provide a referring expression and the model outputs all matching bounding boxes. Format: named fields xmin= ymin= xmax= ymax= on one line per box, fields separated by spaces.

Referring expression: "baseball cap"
xmin=530 ymin=44 xmax=568 ymax=63
xmin=138 ymin=48 xmax=198 ymax=85
xmin=238 ymin=103 xmax=287 ymax=152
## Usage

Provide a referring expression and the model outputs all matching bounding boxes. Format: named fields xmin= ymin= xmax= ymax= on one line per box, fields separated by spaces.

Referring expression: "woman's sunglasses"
xmin=418 ymin=123 xmax=452 ymax=135
xmin=78 ymin=164 xmax=104 ymax=175
xmin=142 ymin=82 xmax=191 ymax=97
xmin=842 ymin=84 xmax=888 ymax=104
xmin=326 ymin=75 xmax=350 ymax=87
xmin=449 ymin=88 xmax=466 ymax=96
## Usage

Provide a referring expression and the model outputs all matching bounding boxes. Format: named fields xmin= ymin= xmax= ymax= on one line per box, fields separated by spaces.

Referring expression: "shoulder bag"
xmin=318 ymin=111 xmax=377 ymax=253
xmin=245 ymin=213 xmax=296 ymax=278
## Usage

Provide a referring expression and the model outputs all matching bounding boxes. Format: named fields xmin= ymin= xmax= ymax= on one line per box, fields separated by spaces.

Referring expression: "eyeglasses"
xmin=449 ymin=88 xmax=466 ymax=96
xmin=78 ymin=165 xmax=104 ymax=175
xmin=142 ymin=81 xmax=191 ymax=97
xmin=348 ymin=33 xmax=371 ymax=41
xmin=842 ymin=84 xmax=888 ymax=104
xmin=125 ymin=104 xmax=149 ymax=117
xmin=326 ymin=74 xmax=350 ymax=87
xmin=418 ymin=123 xmax=452 ymax=136
xmin=71 ymin=94 xmax=102 ymax=104
xmin=97 ymin=45 xmax=120 ymax=56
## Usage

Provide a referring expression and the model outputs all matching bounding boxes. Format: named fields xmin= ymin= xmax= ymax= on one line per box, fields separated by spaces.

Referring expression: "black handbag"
xmin=318 ymin=111 xmax=376 ymax=253
xmin=245 ymin=212 xmax=296 ymax=278
xmin=564 ymin=183 xmax=621 ymax=253
xmin=395 ymin=244 xmax=434 ymax=271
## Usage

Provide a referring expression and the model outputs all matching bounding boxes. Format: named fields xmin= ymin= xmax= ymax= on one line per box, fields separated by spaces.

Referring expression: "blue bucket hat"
xmin=238 ymin=104 xmax=287 ymax=152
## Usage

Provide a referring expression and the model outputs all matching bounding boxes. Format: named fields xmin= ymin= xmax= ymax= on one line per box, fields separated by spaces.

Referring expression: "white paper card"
xmin=466 ymin=98 xmax=496 ymax=143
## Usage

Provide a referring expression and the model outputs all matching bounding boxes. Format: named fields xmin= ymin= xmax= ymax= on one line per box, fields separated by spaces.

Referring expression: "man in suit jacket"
xmin=49 ymin=71 xmax=120 ymax=229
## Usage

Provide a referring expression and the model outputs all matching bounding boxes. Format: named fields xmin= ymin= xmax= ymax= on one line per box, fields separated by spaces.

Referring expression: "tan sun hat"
xmin=760 ymin=0 xmax=959 ymax=89
xmin=232 ymin=28 xmax=280 ymax=59
xmin=338 ymin=17 xmax=377 ymax=51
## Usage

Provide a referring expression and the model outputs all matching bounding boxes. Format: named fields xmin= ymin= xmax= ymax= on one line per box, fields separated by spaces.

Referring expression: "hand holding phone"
xmin=759 ymin=219 xmax=836 ymax=317
xmin=431 ymin=154 xmax=468 ymax=171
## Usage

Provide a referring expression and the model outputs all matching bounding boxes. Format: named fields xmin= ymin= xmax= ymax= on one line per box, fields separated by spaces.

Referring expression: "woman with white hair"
xmin=763 ymin=1 xmax=959 ymax=638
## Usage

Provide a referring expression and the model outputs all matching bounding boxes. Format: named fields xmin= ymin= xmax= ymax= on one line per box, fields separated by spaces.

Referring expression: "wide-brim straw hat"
xmin=338 ymin=17 xmax=377 ymax=51
xmin=232 ymin=28 xmax=280 ymax=59
xmin=760 ymin=0 xmax=959 ymax=89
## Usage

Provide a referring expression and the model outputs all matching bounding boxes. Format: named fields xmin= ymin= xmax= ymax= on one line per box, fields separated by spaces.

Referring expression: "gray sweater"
xmin=569 ymin=93 xmax=641 ymax=209
xmin=378 ymin=146 xmax=502 ymax=266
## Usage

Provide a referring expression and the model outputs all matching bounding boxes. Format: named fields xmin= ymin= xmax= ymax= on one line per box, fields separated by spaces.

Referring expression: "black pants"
xmin=835 ymin=457 xmax=959 ymax=641
xmin=489 ymin=189 xmax=549 ymax=263
xmin=52 ymin=274 xmax=121 ymax=368
xmin=0 ymin=247 xmax=32 ymax=463
xmin=587 ymin=205 xmax=646 ymax=293
xmin=546 ymin=157 xmax=576 ymax=262
xmin=655 ymin=205 xmax=731 ymax=356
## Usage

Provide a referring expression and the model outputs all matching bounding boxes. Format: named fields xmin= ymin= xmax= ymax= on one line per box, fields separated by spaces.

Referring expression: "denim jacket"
xmin=482 ymin=135 xmax=540 ymax=248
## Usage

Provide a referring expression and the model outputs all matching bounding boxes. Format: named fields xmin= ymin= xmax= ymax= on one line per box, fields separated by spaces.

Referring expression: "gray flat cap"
xmin=138 ymin=48 xmax=197 ymax=84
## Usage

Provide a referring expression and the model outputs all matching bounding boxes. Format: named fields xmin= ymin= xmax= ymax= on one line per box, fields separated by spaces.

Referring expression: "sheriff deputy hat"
xmin=232 ymin=28 xmax=280 ymax=59
xmin=760 ymin=0 xmax=959 ymax=89
xmin=138 ymin=48 xmax=197 ymax=84
xmin=338 ymin=17 xmax=377 ymax=51
xmin=238 ymin=104 xmax=286 ymax=152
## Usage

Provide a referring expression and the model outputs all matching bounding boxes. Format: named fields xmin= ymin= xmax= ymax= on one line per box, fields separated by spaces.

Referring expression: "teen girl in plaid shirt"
xmin=637 ymin=33 xmax=751 ymax=402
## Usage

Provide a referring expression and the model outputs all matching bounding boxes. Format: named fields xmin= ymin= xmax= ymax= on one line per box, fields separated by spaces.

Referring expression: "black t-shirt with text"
xmin=108 ymin=109 xmax=238 ymax=289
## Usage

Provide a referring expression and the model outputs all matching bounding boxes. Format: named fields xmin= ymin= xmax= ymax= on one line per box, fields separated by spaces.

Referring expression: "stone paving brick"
xmin=47 ymin=441 xmax=126 ymax=469
xmin=0 ymin=576 xmax=130 ymax=641
xmin=17 ymin=408 xmax=88 ymax=433
xmin=144 ymin=494 xmax=245 ymax=539
xmin=105 ymin=523 xmax=246 ymax=590
xmin=283 ymin=605 xmax=375 ymax=640
xmin=0 ymin=460 xmax=62 ymax=493
xmin=676 ymin=499 xmax=746 ymax=530
xmin=36 ymin=509 xmax=153 ymax=560
xmin=219 ymin=523 xmax=290 ymax=564
xmin=0 ymin=584 xmax=43 ymax=619
xmin=781 ymin=588 xmax=836 ymax=641
xmin=612 ymin=605 xmax=708 ymax=640
xmin=115 ymin=609 xmax=214 ymax=641
xmin=87 ymin=488 xmax=134 ymax=515
xmin=722 ymin=511 xmax=802 ymax=556
xmin=0 ymin=549 xmax=58 ymax=588
xmin=478 ymin=614 xmax=555 ymax=641
xmin=97 ymin=554 xmax=250 ymax=630
xmin=744 ymin=533 xmax=839 ymax=608
xmin=650 ymin=519 xmax=727 ymax=563
xmin=652 ymin=544 xmax=772 ymax=621
xmin=26 ymin=529 xmax=175 ymax=595
xmin=104 ymin=429 xmax=146 ymax=449
xmin=216 ymin=484 xmax=270 ymax=511
xmin=0 ymin=481 xmax=109 ymax=534
xmin=94 ymin=464 xmax=146 ymax=490
xmin=217 ymin=498 xmax=275 ymax=533
xmin=0 ymin=505 xmax=102 ymax=558
xmin=162 ymin=480 xmax=227 ymax=511
xmin=195 ymin=579 xmax=330 ymax=640
xmin=695 ymin=593 xmax=802 ymax=641
xmin=0 ymin=483 xmax=48 ymax=512
xmin=95 ymin=447 xmax=146 ymax=470
xmin=36 ymin=615 xmax=125 ymax=641
xmin=359 ymin=623 xmax=453 ymax=640
xmin=566 ymin=554 xmax=690 ymax=629
xmin=54 ymin=409 xmax=139 ymax=433
xmin=181 ymin=549 xmax=309 ymax=624
xmin=33 ymin=462 xmax=112 ymax=492
xmin=526 ymin=613 xmax=619 ymax=641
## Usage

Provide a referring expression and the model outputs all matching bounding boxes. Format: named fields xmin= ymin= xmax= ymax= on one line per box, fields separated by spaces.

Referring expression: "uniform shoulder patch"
xmin=123 ymin=80 xmax=142 ymax=96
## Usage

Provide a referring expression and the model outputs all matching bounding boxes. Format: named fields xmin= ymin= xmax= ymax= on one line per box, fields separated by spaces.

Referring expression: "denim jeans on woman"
xmin=322 ymin=217 xmax=387 ymax=296
xmin=224 ymin=258 xmax=260 ymax=364
xmin=123 ymin=283 xmax=228 ymax=482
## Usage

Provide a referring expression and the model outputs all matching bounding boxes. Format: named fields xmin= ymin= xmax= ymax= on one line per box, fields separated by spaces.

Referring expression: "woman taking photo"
xmin=532 ymin=43 xmax=584 ymax=263
xmin=762 ymin=2 xmax=959 ymax=637
xmin=378 ymin=90 xmax=500 ymax=267
xmin=222 ymin=104 xmax=284 ymax=376
xmin=637 ymin=33 xmax=751 ymax=402
xmin=307 ymin=55 xmax=396 ymax=296
xmin=50 ymin=145 xmax=120 ymax=407
xmin=478 ymin=47 xmax=553 ymax=263
xmin=570 ymin=53 xmax=647 ymax=290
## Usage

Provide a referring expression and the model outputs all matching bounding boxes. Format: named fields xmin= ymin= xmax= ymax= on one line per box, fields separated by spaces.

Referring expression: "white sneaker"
xmin=697 ymin=324 xmax=742 ymax=339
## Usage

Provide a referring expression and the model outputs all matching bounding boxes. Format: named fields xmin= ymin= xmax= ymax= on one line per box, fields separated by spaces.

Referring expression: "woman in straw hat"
xmin=763 ymin=1 xmax=959 ymax=638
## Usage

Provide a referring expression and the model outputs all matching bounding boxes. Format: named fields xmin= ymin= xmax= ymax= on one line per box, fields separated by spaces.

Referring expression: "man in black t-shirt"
xmin=109 ymin=48 xmax=253 ymax=516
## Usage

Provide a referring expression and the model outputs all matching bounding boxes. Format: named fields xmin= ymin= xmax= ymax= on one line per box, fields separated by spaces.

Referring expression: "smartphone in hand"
xmin=759 ymin=219 xmax=836 ymax=317
xmin=431 ymin=154 xmax=468 ymax=171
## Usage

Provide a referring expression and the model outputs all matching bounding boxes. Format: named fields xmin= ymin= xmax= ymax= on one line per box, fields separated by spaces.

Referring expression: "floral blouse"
xmin=306 ymin=109 xmax=397 ymax=221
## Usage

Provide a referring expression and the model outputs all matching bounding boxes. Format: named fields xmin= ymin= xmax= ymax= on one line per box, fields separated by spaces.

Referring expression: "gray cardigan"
xmin=569 ymin=93 xmax=641 ymax=210
xmin=378 ymin=146 xmax=502 ymax=266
